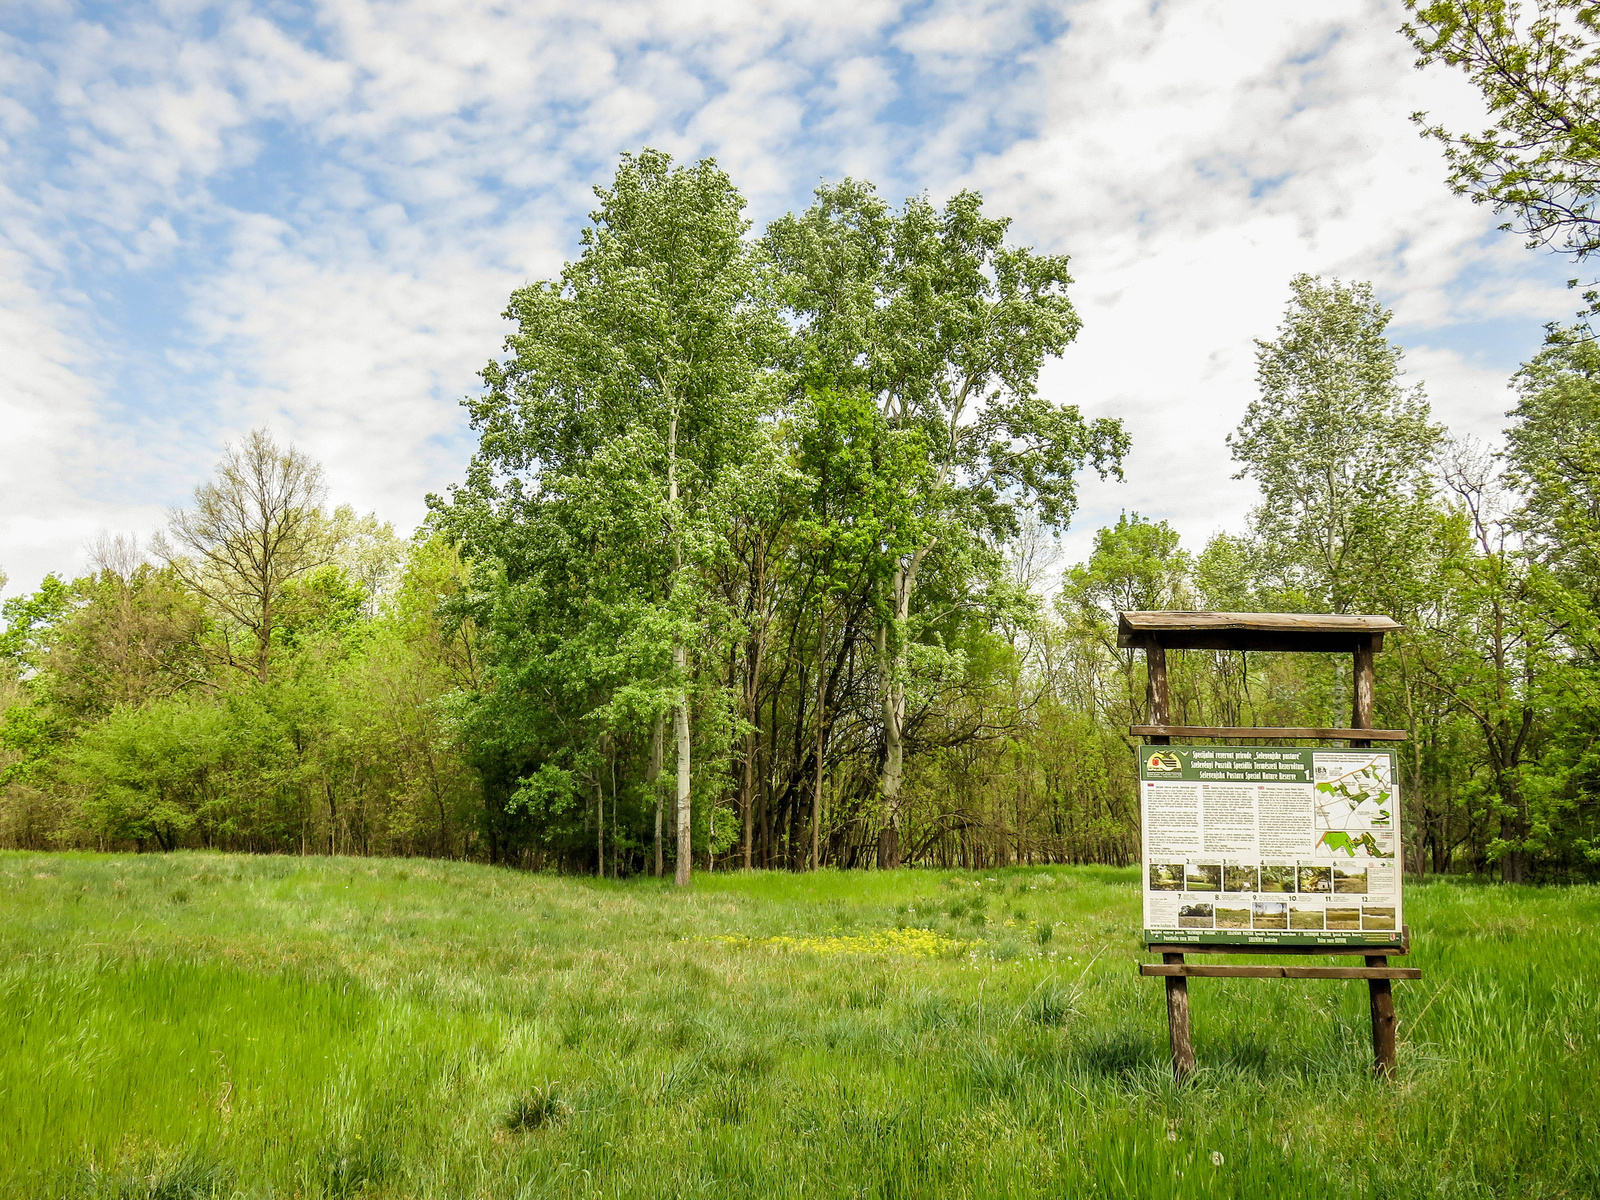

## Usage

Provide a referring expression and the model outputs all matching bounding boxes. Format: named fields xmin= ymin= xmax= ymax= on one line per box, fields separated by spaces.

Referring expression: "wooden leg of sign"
xmin=1351 ymin=639 xmax=1374 ymax=749
xmin=1163 ymin=952 xmax=1196 ymax=1083
xmin=1145 ymin=644 xmax=1171 ymax=731
xmin=1366 ymin=954 xmax=1396 ymax=1078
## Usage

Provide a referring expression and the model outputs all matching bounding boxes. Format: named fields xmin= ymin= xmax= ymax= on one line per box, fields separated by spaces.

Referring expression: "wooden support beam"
xmin=1149 ymin=927 xmax=1410 ymax=956
xmin=1129 ymin=725 xmax=1407 ymax=741
xmin=1368 ymin=954 xmax=1397 ymax=1078
xmin=1147 ymin=936 xmax=1409 ymax=957
xmin=1352 ymin=635 xmax=1375 ymax=749
xmin=1141 ymin=964 xmax=1421 ymax=980
xmin=1145 ymin=646 xmax=1170 ymax=746
xmin=1163 ymin=952 xmax=1195 ymax=1084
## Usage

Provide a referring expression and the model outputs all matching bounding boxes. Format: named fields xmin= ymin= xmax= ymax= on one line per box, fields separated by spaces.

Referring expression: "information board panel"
xmin=1140 ymin=745 xmax=1402 ymax=946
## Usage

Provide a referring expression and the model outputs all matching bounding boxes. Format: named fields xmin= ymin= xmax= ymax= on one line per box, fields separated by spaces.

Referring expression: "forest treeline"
xmin=2 ymin=152 xmax=1597 ymax=882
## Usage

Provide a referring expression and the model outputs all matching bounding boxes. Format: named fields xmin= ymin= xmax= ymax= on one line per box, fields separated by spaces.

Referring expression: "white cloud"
xmin=0 ymin=0 xmax=1584 ymax=600
xmin=954 ymin=0 xmax=1574 ymax=565
xmin=0 ymin=239 xmax=137 ymax=589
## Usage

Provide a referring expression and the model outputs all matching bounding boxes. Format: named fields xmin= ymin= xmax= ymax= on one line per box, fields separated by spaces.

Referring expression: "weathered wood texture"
xmin=1352 ymin=636 xmax=1375 ymax=749
xmin=1129 ymin=725 xmax=1408 ymax=741
xmin=1118 ymin=611 xmax=1404 ymax=653
xmin=1368 ymin=955 xmax=1398 ymax=1078
xmin=1163 ymin=952 xmax=1195 ymax=1084
xmin=1146 ymin=932 xmax=1411 ymax=956
xmin=1140 ymin=964 xmax=1421 ymax=980
xmin=1145 ymin=645 xmax=1171 ymax=746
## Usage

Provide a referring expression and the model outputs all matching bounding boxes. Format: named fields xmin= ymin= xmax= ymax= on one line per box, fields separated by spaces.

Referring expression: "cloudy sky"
xmin=0 ymin=0 xmax=1578 ymax=597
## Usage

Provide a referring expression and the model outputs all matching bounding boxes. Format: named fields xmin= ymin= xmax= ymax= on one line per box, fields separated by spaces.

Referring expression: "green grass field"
xmin=3 ymin=853 xmax=1595 ymax=1199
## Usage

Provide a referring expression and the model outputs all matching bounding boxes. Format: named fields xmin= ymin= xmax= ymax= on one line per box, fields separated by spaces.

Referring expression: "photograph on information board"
xmin=1139 ymin=745 xmax=1402 ymax=946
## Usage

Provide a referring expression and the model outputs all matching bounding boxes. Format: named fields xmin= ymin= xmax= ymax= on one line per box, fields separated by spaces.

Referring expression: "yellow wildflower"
xmin=701 ymin=927 xmax=968 ymax=958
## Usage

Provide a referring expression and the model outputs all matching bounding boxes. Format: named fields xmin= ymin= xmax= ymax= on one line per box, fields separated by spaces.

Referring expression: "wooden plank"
xmin=1126 ymin=630 xmax=1389 ymax=653
xmin=1141 ymin=964 xmax=1421 ymax=980
xmin=1147 ymin=941 xmax=1408 ymax=956
xmin=1129 ymin=725 xmax=1408 ymax=741
xmin=1163 ymin=952 xmax=1195 ymax=1084
xmin=1119 ymin=611 xmax=1405 ymax=634
xmin=1118 ymin=612 xmax=1403 ymax=652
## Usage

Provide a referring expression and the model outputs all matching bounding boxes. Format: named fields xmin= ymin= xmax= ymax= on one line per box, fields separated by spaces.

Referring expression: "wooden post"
xmin=1163 ymin=951 xmax=1195 ymax=1083
xmin=1366 ymin=954 xmax=1396 ymax=1077
xmin=1351 ymin=636 xmax=1374 ymax=749
xmin=1150 ymin=639 xmax=1184 ymax=1081
xmin=1358 ymin=651 xmax=1394 ymax=1081
xmin=1146 ymin=643 xmax=1171 ymax=745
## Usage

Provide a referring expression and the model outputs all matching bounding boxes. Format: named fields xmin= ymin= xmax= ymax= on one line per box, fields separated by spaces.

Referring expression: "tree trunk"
xmin=665 ymin=401 xmax=693 ymax=888
xmin=812 ymin=612 xmax=826 ymax=871
xmin=875 ymin=552 xmax=924 ymax=870
xmin=741 ymin=727 xmax=755 ymax=870
xmin=651 ymin=712 xmax=665 ymax=877
xmin=761 ymin=768 xmax=774 ymax=869
xmin=674 ymin=645 xmax=692 ymax=887
xmin=257 ymin=583 xmax=273 ymax=685
xmin=876 ymin=620 xmax=906 ymax=870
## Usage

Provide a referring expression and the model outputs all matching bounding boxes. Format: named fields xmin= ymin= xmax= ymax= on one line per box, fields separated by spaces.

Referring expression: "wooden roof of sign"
xmin=1117 ymin=611 xmax=1404 ymax=653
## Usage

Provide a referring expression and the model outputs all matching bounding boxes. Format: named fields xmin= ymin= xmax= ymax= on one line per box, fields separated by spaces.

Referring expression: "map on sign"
xmin=1314 ymin=756 xmax=1395 ymax=858
xmin=1139 ymin=745 xmax=1403 ymax=947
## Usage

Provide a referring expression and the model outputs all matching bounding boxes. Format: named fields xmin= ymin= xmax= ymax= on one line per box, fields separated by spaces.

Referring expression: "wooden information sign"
xmin=1120 ymin=611 xmax=1421 ymax=1082
xmin=1140 ymin=745 xmax=1405 ymax=946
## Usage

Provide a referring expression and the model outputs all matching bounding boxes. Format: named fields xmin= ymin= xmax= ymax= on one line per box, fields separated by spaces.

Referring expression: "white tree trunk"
xmin=651 ymin=712 xmax=664 ymax=878
xmin=812 ymin=614 xmax=826 ymax=871
xmin=667 ymin=403 xmax=693 ymax=888
xmin=876 ymin=555 xmax=918 ymax=870
xmin=878 ymin=625 xmax=905 ymax=870
xmin=674 ymin=644 xmax=692 ymax=887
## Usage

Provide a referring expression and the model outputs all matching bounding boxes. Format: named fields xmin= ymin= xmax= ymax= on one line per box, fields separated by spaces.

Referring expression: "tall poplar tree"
xmin=442 ymin=150 xmax=782 ymax=884
xmin=1229 ymin=274 xmax=1444 ymax=614
xmin=766 ymin=182 xmax=1126 ymax=866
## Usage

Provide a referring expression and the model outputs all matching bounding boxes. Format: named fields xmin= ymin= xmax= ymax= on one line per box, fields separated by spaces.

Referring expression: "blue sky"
xmin=0 ymin=0 xmax=1580 ymax=596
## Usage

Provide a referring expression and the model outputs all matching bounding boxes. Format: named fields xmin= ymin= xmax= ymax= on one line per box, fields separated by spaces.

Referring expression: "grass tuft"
xmin=501 ymin=1084 xmax=568 ymax=1134
xmin=71 ymin=1148 xmax=232 ymax=1200
xmin=1021 ymin=980 xmax=1076 ymax=1026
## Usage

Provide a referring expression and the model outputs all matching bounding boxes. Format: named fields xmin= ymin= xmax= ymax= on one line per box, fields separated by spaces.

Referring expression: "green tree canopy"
xmin=1230 ymin=274 xmax=1444 ymax=613
xmin=1506 ymin=325 xmax=1600 ymax=598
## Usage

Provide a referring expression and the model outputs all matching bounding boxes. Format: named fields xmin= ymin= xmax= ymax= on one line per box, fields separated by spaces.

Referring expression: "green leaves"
xmin=1062 ymin=513 xmax=1191 ymax=622
xmin=768 ymin=179 xmax=1121 ymax=542
xmin=437 ymin=149 xmax=790 ymax=865
xmin=1230 ymin=274 xmax=1444 ymax=614
xmin=460 ymin=149 xmax=781 ymax=531
xmin=1505 ymin=326 xmax=1600 ymax=600
xmin=791 ymin=386 xmax=932 ymax=600
xmin=1405 ymin=1 xmax=1600 ymax=304
xmin=509 ymin=763 xmax=579 ymax=821
xmin=0 ymin=574 xmax=73 ymax=673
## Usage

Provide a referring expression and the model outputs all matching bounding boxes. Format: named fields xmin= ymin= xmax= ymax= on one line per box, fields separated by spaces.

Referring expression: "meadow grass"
xmin=1 ymin=852 xmax=1595 ymax=1199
